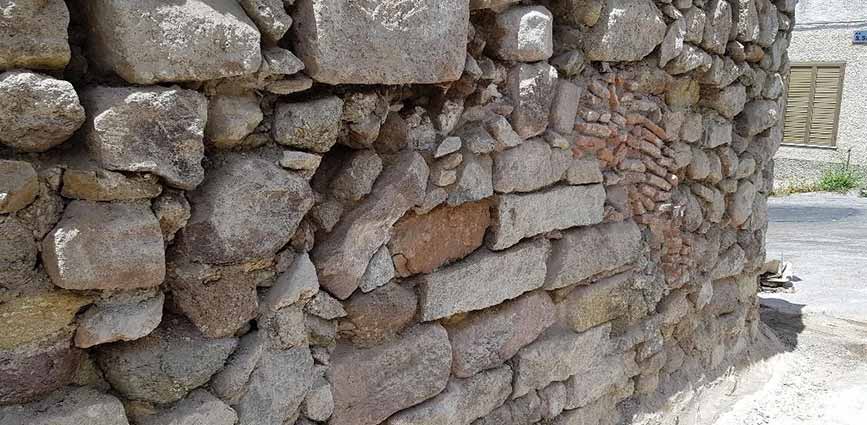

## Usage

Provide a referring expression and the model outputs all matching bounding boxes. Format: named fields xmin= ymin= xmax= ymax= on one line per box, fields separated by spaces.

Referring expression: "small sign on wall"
xmin=855 ymin=31 xmax=867 ymax=44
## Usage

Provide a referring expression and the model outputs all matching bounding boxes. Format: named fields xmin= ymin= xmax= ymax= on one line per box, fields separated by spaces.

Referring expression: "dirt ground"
xmin=709 ymin=193 xmax=867 ymax=425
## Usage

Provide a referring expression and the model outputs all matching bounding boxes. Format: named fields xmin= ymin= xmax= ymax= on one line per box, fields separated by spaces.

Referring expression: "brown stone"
xmin=389 ymin=200 xmax=490 ymax=277
xmin=340 ymin=282 xmax=418 ymax=348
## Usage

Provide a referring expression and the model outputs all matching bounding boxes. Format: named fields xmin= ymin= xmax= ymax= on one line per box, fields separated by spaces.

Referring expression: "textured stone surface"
xmin=0 ymin=387 xmax=129 ymax=425
xmin=388 ymin=365 xmax=513 ymax=425
xmin=139 ymin=389 xmax=236 ymax=425
xmin=447 ymin=153 xmax=494 ymax=206
xmin=74 ymin=292 xmax=164 ymax=348
xmin=239 ymin=0 xmax=292 ymax=44
xmin=42 ymin=201 xmax=165 ymax=291
xmin=84 ymin=0 xmax=262 ymax=84
xmin=0 ymin=292 xmax=90 ymax=405
xmin=291 ymin=0 xmax=468 ymax=84
xmin=545 ymin=220 xmax=642 ymax=290
xmin=313 ymin=152 xmax=428 ymax=299
xmin=175 ymin=154 xmax=313 ymax=264
xmin=447 ymin=291 xmax=555 ymax=378
xmin=0 ymin=71 xmax=84 ymax=152
xmin=487 ymin=6 xmax=553 ymax=62
xmin=205 ymin=95 xmax=263 ymax=148
xmin=417 ymin=239 xmax=549 ymax=321
xmin=508 ymin=62 xmax=558 ymax=139
xmin=329 ymin=150 xmax=383 ymax=202
xmin=702 ymin=0 xmax=733 ymax=54
xmin=0 ymin=0 xmax=70 ymax=70
xmin=359 ymin=245 xmax=396 ymax=292
xmin=493 ymin=139 xmax=572 ymax=193
xmin=390 ymin=201 xmax=490 ymax=277
xmin=511 ymin=324 xmax=611 ymax=399
xmin=273 ymin=97 xmax=344 ymax=153
xmin=329 ymin=324 xmax=452 ymax=425
xmin=735 ymin=99 xmax=780 ymax=137
xmin=582 ymin=0 xmax=667 ymax=62
xmin=557 ymin=272 xmax=635 ymax=332
xmin=233 ymin=346 xmax=314 ymax=425
xmin=0 ymin=217 xmax=38 ymax=290
xmin=95 ymin=315 xmax=237 ymax=404
xmin=0 ymin=160 xmax=38 ymax=213
xmin=488 ymin=185 xmax=606 ymax=250
xmin=341 ymin=282 xmax=418 ymax=347
xmin=61 ymin=169 xmax=162 ymax=201
xmin=81 ymin=86 xmax=207 ymax=190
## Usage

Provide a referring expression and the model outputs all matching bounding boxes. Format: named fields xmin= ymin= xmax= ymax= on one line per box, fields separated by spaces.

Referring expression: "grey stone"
xmin=550 ymin=80 xmax=581 ymax=134
xmin=75 ymin=292 xmax=164 ymax=348
xmin=205 ymin=95 xmax=263 ymax=148
xmin=81 ymin=85 xmax=206 ymax=190
xmin=273 ymin=96 xmax=344 ymax=153
xmin=291 ymin=0 xmax=468 ymax=84
xmin=701 ymin=84 xmax=747 ymax=119
xmin=734 ymin=0 xmax=760 ymax=43
xmin=687 ymin=147 xmax=710 ymax=180
xmin=302 ymin=375 xmax=334 ymax=421
xmin=329 ymin=324 xmax=452 ymax=425
xmin=488 ymin=185 xmax=605 ymax=251
xmin=417 ymin=239 xmax=549 ymax=321
xmin=763 ymin=73 xmax=784 ymax=99
xmin=139 ymin=389 xmax=237 ymax=425
xmin=280 ymin=151 xmax=322 ymax=171
xmin=487 ymin=6 xmax=553 ymax=62
xmin=681 ymin=112 xmax=704 ymax=143
xmin=567 ymin=159 xmax=604 ymax=185
xmin=664 ymin=44 xmax=712 ymax=75
xmin=262 ymin=47 xmax=305 ymax=75
xmin=313 ymin=152 xmax=428 ymax=299
xmin=447 ymin=152 xmax=493 ymax=206
xmin=176 ymin=154 xmax=313 ymax=264
xmin=545 ymin=220 xmax=642 ymax=290
xmin=550 ymin=0 xmax=603 ymax=27
xmin=508 ymin=62 xmax=558 ymax=139
xmin=711 ymin=244 xmax=746 ymax=280
xmin=209 ymin=331 xmax=267 ymax=404
xmin=239 ymin=0 xmax=292 ymax=44
xmin=557 ymin=272 xmax=635 ymax=333
xmin=582 ymin=0 xmax=667 ymax=62
xmin=234 ymin=346 xmax=314 ymax=425
xmin=388 ymin=365 xmax=513 ymax=425
xmin=0 ymin=0 xmax=71 ymax=71
xmin=511 ymin=324 xmax=611 ymax=399
xmin=539 ymin=382 xmax=567 ymax=420
xmin=729 ymin=180 xmax=757 ymax=226
xmin=447 ymin=292 xmax=555 ymax=378
xmin=659 ymin=19 xmax=687 ymax=68
xmin=704 ymin=113 xmax=733 ymax=148
xmin=0 ymin=71 xmax=85 ymax=152
xmin=492 ymin=139 xmax=572 ymax=193
xmin=305 ymin=291 xmax=346 ymax=320
xmin=95 ymin=315 xmax=237 ymax=404
xmin=266 ymin=75 xmax=314 ymax=95
xmin=472 ymin=391 xmax=542 ymax=425
xmin=735 ymin=100 xmax=780 ymax=137
xmin=359 ymin=245 xmax=395 ymax=293
xmin=329 ymin=150 xmax=383 ymax=202
xmin=435 ymin=137 xmax=463 ymax=159
xmin=0 ymin=218 xmax=37 ymax=291
xmin=260 ymin=253 xmax=319 ymax=314
xmin=84 ymin=0 xmax=261 ymax=84
xmin=550 ymin=50 xmax=586 ymax=79
xmin=757 ymin=0 xmax=780 ymax=47
xmin=702 ymin=0 xmax=733 ymax=54
xmin=684 ymin=7 xmax=706 ymax=44
xmin=700 ymin=56 xmax=744 ymax=87
xmin=0 ymin=387 xmax=129 ymax=425
xmin=0 ymin=160 xmax=38 ymax=213
xmin=562 ymin=351 xmax=636 ymax=410
xmin=471 ymin=0 xmax=522 ymax=11
xmin=456 ymin=123 xmax=497 ymax=155
xmin=42 ymin=201 xmax=165 ymax=291
xmin=340 ymin=282 xmax=417 ymax=347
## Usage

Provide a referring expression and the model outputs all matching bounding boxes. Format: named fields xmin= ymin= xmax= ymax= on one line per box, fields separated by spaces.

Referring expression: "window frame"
xmin=782 ymin=61 xmax=847 ymax=149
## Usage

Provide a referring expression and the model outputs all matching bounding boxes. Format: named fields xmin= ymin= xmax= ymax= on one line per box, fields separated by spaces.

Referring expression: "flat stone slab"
xmin=545 ymin=220 xmax=642 ymax=290
xmin=417 ymin=239 xmax=550 ymax=321
xmin=291 ymin=0 xmax=468 ymax=84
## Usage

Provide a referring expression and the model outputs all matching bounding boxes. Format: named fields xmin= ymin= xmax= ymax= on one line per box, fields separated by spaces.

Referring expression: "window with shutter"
xmin=783 ymin=63 xmax=846 ymax=147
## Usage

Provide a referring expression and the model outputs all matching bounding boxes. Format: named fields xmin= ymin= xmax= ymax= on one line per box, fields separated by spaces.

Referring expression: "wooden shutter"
xmin=783 ymin=64 xmax=845 ymax=147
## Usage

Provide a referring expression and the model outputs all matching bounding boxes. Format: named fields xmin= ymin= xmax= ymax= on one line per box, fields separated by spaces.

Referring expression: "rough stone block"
xmin=313 ymin=152 xmax=428 ymax=299
xmin=488 ymin=185 xmax=606 ymax=251
xmin=341 ymin=282 xmax=418 ymax=348
xmin=511 ymin=324 xmax=611 ymax=399
xmin=74 ymin=292 xmax=164 ymax=348
xmin=492 ymin=139 xmax=572 ymax=193
xmin=0 ymin=387 xmax=128 ymax=425
xmin=557 ymin=272 xmax=634 ymax=333
xmin=389 ymin=200 xmax=490 ymax=277
xmin=233 ymin=346 xmax=314 ymax=425
xmin=175 ymin=154 xmax=313 ymax=264
xmin=545 ymin=220 xmax=642 ymax=290
xmin=486 ymin=6 xmax=553 ymax=62
xmin=0 ymin=71 xmax=84 ymax=153
xmin=0 ymin=0 xmax=70 ymax=70
xmin=273 ymin=96 xmax=344 ymax=153
xmin=417 ymin=239 xmax=549 ymax=321
xmin=582 ymin=0 xmax=667 ymax=62
xmin=84 ymin=0 xmax=262 ymax=84
xmin=291 ymin=0 xmax=468 ymax=84
xmin=388 ymin=365 xmax=513 ymax=425
xmin=0 ymin=160 xmax=39 ymax=214
xmin=139 ymin=389 xmax=237 ymax=425
xmin=508 ymin=62 xmax=558 ymax=139
xmin=42 ymin=201 xmax=165 ymax=291
xmin=328 ymin=324 xmax=452 ymax=425
xmin=61 ymin=169 xmax=162 ymax=202
xmin=447 ymin=292 xmax=555 ymax=378
xmin=81 ymin=86 xmax=206 ymax=190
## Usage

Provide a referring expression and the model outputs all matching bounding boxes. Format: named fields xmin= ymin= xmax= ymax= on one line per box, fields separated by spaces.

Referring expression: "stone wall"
xmin=0 ymin=0 xmax=793 ymax=424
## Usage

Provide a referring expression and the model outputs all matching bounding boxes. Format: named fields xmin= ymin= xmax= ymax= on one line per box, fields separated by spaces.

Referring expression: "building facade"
xmin=775 ymin=0 xmax=867 ymax=190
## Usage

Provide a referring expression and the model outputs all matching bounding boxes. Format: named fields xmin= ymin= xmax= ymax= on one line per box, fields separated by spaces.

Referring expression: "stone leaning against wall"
xmin=0 ymin=0 xmax=794 ymax=423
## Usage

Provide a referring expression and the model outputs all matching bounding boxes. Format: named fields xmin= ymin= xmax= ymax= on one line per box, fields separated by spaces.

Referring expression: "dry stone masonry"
xmin=0 ymin=0 xmax=794 ymax=424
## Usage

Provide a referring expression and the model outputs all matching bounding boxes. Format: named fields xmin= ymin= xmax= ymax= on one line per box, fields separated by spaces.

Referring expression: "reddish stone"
xmin=388 ymin=200 xmax=490 ymax=277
